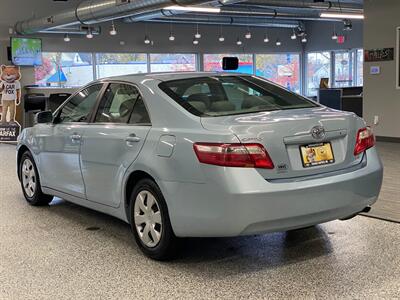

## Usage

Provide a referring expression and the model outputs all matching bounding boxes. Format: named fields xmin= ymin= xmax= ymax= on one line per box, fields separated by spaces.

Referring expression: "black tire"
xmin=19 ymin=151 xmax=53 ymax=206
xmin=129 ymin=178 xmax=178 ymax=260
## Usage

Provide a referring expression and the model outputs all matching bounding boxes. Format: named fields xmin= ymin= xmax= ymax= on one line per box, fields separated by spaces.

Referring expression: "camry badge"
xmin=311 ymin=125 xmax=326 ymax=140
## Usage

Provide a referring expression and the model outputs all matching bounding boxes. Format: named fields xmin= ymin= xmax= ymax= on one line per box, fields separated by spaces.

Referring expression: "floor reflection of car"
xmin=17 ymin=73 xmax=383 ymax=260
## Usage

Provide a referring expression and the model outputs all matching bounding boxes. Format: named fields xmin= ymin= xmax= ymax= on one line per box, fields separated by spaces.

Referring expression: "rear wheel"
xmin=129 ymin=178 xmax=178 ymax=260
xmin=19 ymin=151 xmax=53 ymax=206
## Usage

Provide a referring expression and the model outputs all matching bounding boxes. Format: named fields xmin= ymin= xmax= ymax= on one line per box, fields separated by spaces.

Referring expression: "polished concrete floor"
xmin=0 ymin=143 xmax=399 ymax=299
xmin=364 ymin=142 xmax=400 ymax=222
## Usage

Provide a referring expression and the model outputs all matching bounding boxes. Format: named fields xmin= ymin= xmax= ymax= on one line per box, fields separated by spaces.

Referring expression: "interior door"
xmin=80 ymin=83 xmax=151 ymax=208
xmin=38 ymin=83 xmax=103 ymax=198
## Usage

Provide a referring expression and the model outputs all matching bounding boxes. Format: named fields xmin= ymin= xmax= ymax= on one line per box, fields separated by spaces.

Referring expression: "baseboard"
xmin=376 ymin=136 xmax=400 ymax=143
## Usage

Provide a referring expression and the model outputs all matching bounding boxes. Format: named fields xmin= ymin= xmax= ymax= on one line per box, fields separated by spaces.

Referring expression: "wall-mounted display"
xmin=10 ymin=38 xmax=42 ymax=66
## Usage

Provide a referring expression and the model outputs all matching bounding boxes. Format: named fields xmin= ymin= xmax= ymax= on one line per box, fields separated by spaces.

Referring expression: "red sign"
xmin=337 ymin=36 xmax=346 ymax=44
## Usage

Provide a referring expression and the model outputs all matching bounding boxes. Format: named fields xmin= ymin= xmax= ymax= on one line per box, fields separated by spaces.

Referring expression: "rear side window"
xmin=159 ymin=76 xmax=317 ymax=117
xmin=94 ymin=83 xmax=139 ymax=124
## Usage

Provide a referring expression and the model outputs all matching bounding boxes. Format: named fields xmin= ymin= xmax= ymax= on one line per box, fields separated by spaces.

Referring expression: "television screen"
xmin=11 ymin=38 xmax=42 ymax=66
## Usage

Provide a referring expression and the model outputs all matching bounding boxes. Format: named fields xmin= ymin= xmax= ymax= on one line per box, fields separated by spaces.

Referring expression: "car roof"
xmin=99 ymin=72 xmax=246 ymax=84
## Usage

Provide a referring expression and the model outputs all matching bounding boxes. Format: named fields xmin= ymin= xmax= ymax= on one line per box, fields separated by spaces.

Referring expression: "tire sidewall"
xmin=129 ymin=178 xmax=176 ymax=260
xmin=19 ymin=152 xmax=42 ymax=205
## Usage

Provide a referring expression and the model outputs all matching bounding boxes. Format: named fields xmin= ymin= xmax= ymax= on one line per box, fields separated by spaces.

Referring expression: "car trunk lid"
xmin=201 ymin=107 xmax=364 ymax=180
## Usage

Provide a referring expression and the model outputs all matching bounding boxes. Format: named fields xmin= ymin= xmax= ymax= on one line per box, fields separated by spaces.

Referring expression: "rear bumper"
xmin=161 ymin=147 xmax=383 ymax=237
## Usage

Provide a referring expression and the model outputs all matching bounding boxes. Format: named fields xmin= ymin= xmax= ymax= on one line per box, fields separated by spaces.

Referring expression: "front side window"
xmin=159 ymin=76 xmax=317 ymax=117
xmin=57 ymin=84 xmax=103 ymax=123
xmin=94 ymin=83 xmax=140 ymax=123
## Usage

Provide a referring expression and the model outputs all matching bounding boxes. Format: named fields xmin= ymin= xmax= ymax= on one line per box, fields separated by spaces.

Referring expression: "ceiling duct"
xmin=139 ymin=15 xmax=301 ymax=28
xmin=15 ymin=0 xmax=242 ymax=35
xmin=242 ymin=0 xmax=363 ymax=13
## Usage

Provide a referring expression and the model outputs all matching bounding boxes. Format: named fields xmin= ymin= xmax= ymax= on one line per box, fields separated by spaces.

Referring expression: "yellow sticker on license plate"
xmin=300 ymin=142 xmax=335 ymax=168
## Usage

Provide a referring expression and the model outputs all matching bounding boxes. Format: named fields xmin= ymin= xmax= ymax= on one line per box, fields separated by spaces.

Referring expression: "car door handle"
xmin=70 ymin=134 xmax=81 ymax=141
xmin=125 ymin=135 xmax=141 ymax=143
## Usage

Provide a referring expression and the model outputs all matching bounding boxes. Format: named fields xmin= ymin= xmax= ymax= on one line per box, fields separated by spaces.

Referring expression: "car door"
xmin=80 ymin=82 xmax=151 ymax=208
xmin=38 ymin=83 xmax=104 ymax=198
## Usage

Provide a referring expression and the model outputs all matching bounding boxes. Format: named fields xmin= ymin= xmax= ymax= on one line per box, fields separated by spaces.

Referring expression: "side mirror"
xmin=35 ymin=111 xmax=53 ymax=124
xmin=222 ymin=57 xmax=239 ymax=71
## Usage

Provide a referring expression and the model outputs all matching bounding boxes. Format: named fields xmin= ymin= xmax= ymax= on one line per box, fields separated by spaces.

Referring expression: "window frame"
xmin=305 ymin=51 xmax=332 ymax=97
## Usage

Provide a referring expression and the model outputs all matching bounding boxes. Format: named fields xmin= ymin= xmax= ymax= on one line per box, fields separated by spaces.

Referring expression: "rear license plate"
xmin=300 ymin=142 xmax=335 ymax=168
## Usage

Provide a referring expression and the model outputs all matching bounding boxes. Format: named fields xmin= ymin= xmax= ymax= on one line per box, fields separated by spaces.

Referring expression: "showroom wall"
xmin=364 ymin=0 xmax=400 ymax=139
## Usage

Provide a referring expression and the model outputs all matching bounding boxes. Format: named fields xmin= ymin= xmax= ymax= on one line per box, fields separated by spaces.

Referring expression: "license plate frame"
xmin=299 ymin=142 xmax=335 ymax=168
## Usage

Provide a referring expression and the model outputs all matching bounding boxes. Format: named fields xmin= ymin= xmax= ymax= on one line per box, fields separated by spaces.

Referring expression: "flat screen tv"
xmin=10 ymin=37 xmax=42 ymax=66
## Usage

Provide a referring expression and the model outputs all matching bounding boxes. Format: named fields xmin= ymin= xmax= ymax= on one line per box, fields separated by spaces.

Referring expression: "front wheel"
xmin=19 ymin=151 xmax=53 ymax=206
xmin=129 ymin=178 xmax=178 ymax=260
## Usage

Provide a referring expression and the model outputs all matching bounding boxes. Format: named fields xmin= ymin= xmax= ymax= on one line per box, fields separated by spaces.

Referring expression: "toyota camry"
xmin=17 ymin=72 xmax=383 ymax=260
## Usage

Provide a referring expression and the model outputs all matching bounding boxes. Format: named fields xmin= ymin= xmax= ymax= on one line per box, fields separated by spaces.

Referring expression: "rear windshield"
xmin=158 ymin=75 xmax=318 ymax=117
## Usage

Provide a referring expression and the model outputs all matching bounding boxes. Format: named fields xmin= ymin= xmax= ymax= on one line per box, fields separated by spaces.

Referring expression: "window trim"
xmin=149 ymin=53 xmax=198 ymax=73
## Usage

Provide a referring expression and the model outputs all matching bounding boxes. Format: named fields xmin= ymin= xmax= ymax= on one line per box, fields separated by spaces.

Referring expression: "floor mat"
xmin=361 ymin=142 xmax=400 ymax=223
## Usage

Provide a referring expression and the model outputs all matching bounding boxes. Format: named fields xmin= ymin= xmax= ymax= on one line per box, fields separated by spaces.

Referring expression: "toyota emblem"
xmin=311 ymin=125 xmax=326 ymax=140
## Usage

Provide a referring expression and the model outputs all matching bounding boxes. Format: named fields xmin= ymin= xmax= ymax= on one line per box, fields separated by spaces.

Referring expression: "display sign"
xmin=0 ymin=65 xmax=22 ymax=143
xmin=364 ymin=48 xmax=394 ymax=62
xmin=10 ymin=37 xmax=42 ymax=66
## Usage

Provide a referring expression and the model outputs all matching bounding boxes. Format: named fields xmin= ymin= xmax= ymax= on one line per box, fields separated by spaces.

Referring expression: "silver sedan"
xmin=17 ymin=73 xmax=383 ymax=260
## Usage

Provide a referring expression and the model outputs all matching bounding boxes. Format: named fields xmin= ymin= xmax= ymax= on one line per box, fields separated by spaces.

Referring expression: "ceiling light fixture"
xmin=194 ymin=23 xmax=201 ymax=39
xmin=169 ymin=22 xmax=175 ymax=41
xmin=193 ymin=38 xmax=199 ymax=45
xmin=320 ymin=12 xmax=364 ymax=20
xmin=245 ymin=30 xmax=252 ymax=39
xmin=109 ymin=21 xmax=117 ymax=36
xmin=218 ymin=25 xmax=225 ymax=42
xmin=264 ymin=34 xmax=269 ymax=43
xmin=236 ymin=38 xmax=242 ymax=46
xmin=276 ymin=39 xmax=281 ymax=46
xmin=164 ymin=5 xmax=221 ymax=13
xmin=301 ymin=35 xmax=307 ymax=43
xmin=332 ymin=24 xmax=338 ymax=40
xmin=144 ymin=35 xmax=151 ymax=44
xmin=291 ymin=29 xmax=297 ymax=40
xmin=63 ymin=33 xmax=71 ymax=42
xmin=86 ymin=28 xmax=93 ymax=39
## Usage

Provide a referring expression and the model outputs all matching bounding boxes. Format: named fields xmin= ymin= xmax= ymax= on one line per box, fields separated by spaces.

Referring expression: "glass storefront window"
xmin=334 ymin=51 xmax=355 ymax=88
xmin=255 ymin=53 xmax=301 ymax=94
xmin=150 ymin=54 xmax=196 ymax=72
xmin=96 ymin=53 xmax=147 ymax=78
xmin=203 ymin=54 xmax=254 ymax=74
xmin=356 ymin=49 xmax=364 ymax=86
xmin=306 ymin=52 xmax=331 ymax=96
xmin=35 ymin=52 xmax=93 ymax=87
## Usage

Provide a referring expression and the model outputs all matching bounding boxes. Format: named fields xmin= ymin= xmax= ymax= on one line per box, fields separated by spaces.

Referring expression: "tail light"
xmin=354 ymin=127 xmax=375 ymax=156
xmin=193 ymin=143 xmax=274 ymax=169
